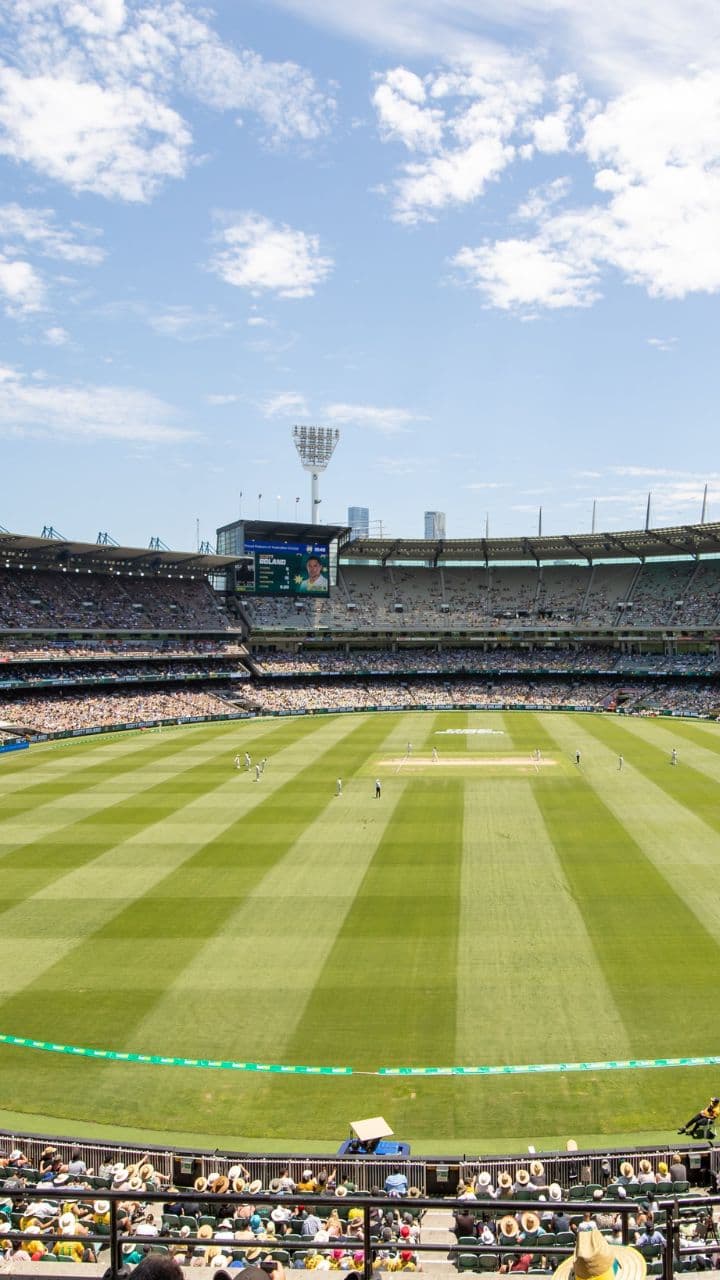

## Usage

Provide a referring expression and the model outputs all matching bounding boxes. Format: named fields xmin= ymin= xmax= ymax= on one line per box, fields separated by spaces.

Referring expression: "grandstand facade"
xmin=1 ymin=521 xmax=719 ymax=737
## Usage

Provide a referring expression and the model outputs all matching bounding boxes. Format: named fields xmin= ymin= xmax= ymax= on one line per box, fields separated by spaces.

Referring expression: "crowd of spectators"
xmin=235 ymin=678 xmax=720 ymax=718
xmin=0 ymin=569 xmax=232 ymax=631
xmin=251 ymin=647 xmax=720 ymax=678
xmin=0 ymin=688 xmax=234 ymax=732
xmin=0 ymin=659 xmax=248 ymax=689
xmin=0 ymin=639 xmax=244 ymax=662
xmin=1 ymin=1141 xmax=715 ymax=1274
xmin=241 ymin=559 xmax=720 ymax=634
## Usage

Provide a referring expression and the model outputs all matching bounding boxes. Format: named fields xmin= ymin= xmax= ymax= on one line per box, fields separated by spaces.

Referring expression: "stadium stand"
xmin=1 ymin=524 xmax=719 ymax=736
xmin=1 ymin=1133 xmax=718 ymax=1276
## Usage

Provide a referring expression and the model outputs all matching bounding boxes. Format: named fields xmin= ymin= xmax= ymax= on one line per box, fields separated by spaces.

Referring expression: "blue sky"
xmin=0 ymin=0 xmax=718 ymax=548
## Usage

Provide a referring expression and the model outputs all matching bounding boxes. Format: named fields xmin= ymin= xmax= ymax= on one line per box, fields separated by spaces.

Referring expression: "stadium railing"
xmin=3 ymin=1185 xmax=715 ymax=1280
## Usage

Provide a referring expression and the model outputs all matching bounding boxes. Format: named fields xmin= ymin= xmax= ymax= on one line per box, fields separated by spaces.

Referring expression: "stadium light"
xmin=292 ymin=425 xmax=340 ymax=524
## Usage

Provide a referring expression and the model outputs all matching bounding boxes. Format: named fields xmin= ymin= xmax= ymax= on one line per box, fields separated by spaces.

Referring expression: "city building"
xmin=348 ymin=506 xmax=370 ymax=539
xmin=424 ymin=510 xmax=446 ymax=539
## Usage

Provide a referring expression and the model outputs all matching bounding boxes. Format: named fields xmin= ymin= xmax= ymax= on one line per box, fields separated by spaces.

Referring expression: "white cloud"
xmin=0 ymin=68 xmax=191 ymax=201
xmin=261 ymin=391 xmax=310 ymax=418
xmin=144 ymin=305 xmax=234 ymax=341
xmin=516 ymin=177 xmax=572 ymax=220
xmin=454 ymin=71 xmax=720 ymax=311
xmin=206 ymin=393 xmax=239 ymax=405
xmin=0 ymin=366 xmax=196 ymax=443
xmin=247 ymin=315 xmax=270 ymax=327
xmin=647 ymin=337 xmax=677 ymax=352
xmin=372 ymin=69 xmax=443 ymax=152
xmin=453 ymin=236 xmax=600 ymax=310
xmin=44 ymin=326 xmax=70 ymax=345
xmin=209 ymin=213 xmax=333 ymax=299
xmin=0 ymin=204 xmax=104 ymax=264
xmin=373 ymin=57 xmax=545 ymax=223
xmin=265 ymin=0 xmax=720 ymax=89
xmin=325 ymin=402 xmax=423 ymax=433
xmin=0 ymin=0 xmax=332 ymax=203
xmin=0 ymin=255 xmax=45 ymax=315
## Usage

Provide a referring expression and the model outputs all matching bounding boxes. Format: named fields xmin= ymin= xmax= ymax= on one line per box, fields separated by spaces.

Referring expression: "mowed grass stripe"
xmin=0 ymin=730 xmax=193 ymax=797
xmin=0 ymin=717 xmax=303 ymax=842
xmin=456 ymin=778 xmax=632 ymax=1066
xmin=529 ymin=712 xmax=720 ymax=1057
xmin=574 ymin=713 xmax=720 ymax=835
xmin=0 ymin=716 xmax=374 ymax=994
xmin=0 ymin=714 xmax=402 ymax=1132
xmin=93 ymin=718 xmax=424 ymax=1134
xmin=592 ymin=713 xmax=720 ymax=782
xmin=0 ymin=721 xmax=243 ymax=816
xmin=546 ymin=713 xmax=720 ymax=950
xmin=281 ymin=770 xmax=464 ymax=1073
xmin=0 ymin=716 xmax=328 ymax=885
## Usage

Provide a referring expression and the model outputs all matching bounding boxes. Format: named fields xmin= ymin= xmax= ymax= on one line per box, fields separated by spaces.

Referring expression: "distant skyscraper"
xmin=348 ymin=505 xmax=370 ymax=539
xmin=424 ymin=510 xmax=446 ymax=539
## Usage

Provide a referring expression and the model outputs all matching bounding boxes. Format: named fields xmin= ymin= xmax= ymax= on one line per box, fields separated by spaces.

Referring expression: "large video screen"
xmin=236 ymin=539 xmax=330 ymax=597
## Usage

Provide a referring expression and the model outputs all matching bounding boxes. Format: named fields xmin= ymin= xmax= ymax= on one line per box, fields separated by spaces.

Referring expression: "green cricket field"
xmin=0 ymin=708 xmax=718 ymax=1153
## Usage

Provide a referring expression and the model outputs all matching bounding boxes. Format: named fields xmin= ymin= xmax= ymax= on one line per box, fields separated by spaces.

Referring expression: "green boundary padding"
xmin=2 ymin=1032 xmax=719 ymax=1077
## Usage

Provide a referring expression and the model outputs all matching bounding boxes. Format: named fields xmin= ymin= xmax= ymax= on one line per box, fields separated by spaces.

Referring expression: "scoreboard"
xmin=234 ymin=538 xmax=330 ymax=597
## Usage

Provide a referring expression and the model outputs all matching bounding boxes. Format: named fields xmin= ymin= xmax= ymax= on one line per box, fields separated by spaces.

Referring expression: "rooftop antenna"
xmin=592 ymin=499 xmax=597 ymax=534
xmin=41 ymin=525 xmax=67 ymax=540
xmin=96 ymin=531 xmax=119 ymax=546
xmin=239 ymin=490 xmax=243 ymax=519
xmin=701 ymin=483 xmax=708 ymax=524
xmin=538 ymin=506 xmax=543 ymax=537
xmin=292 ymin=425 xmax=340 ymax=524
xmin=198 ymin=539 xmax=213 ymax=554
xmin=148 ymin=536 xmax=171 ymax=551
xmin=645 ymin=491 xmax=652 ymax=532
xmin=196 ymin=517 xmax=200 ymax=551
xmin=485 ymin=512 xmax=489 ymax=540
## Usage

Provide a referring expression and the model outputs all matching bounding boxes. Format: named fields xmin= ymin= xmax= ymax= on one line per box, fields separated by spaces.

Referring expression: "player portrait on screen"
xmin=296 ymin=552 xmax=329 ymax=593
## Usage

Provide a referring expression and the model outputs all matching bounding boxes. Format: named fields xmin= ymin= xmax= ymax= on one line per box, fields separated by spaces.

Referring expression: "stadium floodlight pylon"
xmin=292 ymin=425 xmax=340 ymax=524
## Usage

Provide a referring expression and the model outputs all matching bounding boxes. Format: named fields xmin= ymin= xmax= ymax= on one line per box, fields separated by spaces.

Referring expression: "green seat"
xmin=162 ymin=1216 xmax=181 ymax=1231
xmin=182 ymin=1217 xmax=198 ymax=1230
xmin=537 ymin=1233 xmax=556 ymax=1247
xmin=458 ymin=1237 xmax=478 ymax=1247
xmin=568 ymin=1185 xmax=587 ymax=1200
xmin=271 ymin=1250 xmax=290 ymax=1264
xmin=673 ymin=1181 xmax=690 ymax=1195
xmin=457 ymin=1254 xmax=480 ymax=1272
xmin=198 ymin=1216 xmax=217 ymax=1228
xmin=478 ymin=1255 xmax=499 ymax=1271
xmin=556 ymin=1232 xmax=575 ymax=1245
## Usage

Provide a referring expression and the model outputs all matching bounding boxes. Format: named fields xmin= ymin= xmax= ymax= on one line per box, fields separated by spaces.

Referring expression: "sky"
xmin=0 ymin=0 xmax=719 ymax=549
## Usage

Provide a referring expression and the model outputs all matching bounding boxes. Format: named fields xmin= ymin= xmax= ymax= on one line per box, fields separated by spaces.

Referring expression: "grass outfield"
xmin=0 ymin=708 xmax=719 ymax=1152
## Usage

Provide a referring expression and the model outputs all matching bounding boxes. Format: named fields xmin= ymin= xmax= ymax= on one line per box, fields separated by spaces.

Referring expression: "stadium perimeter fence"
xmin=3 ymin=1131 xmax=719 ymax=1197
xmin=1 ymin=1183 xmax=720 ymax=1280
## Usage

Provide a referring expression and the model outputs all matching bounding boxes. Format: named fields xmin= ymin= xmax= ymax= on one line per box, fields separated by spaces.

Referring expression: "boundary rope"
xmin=1 ymin=1034 xmax=719 ymax=1078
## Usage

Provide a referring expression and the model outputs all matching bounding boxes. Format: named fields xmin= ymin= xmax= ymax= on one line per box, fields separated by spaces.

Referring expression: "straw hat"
xmin=232 ymin=1177 xmax=246 ymax=1193
xmin=213 ymin=1176 xmax=230 ymax=1195
xmin=248 ymin=1179 xmax=263 ymax=1195
xmin=94 ymin=1201 xmax=110 ymax=1215
xmin=497 ymin=1172 xmax=513 ymax=1189
xmin=549 ymin=1183 xmax=562 ymax=1201
xmin=268 ymin=1179 xmax=282 ymax=1194
xmin=335 ymin=1186 xmax=348 ymax=1197
xmin=139 ymin=1163 xmax=155 ymax=1181
xmin=477 ymin=1172 xmax=492 ymax=1188
xmin=515 ymin=1169 xmax=530 ymax=1186
xmin=59 ymin=1213 xmax=76 ymax=1233
xmin=198 ymin=1225 xmax=214 ymax=1240
xmin=499 ymin=1216 xmax=519 ymax=1238
xmin=228 ymin=1166 xmax=245 ymax=1180
xmin=530 ymin=1161 xmax=545 ymax=1178
xmin=521 ymin=1212 xmax=541 ymax=1234
xmin=408 ymin=1187 xmax=422 ymax=1198
xmin=195 ymin=1177 xmax=208 ymax=1192
xmin=553 ymin=1229 xmax=646 ymax=1280
xmin=246 ymin=1247 xmax=263 ymax=1262
xmin=128 ymin=1175 xmax=144 ymax=1191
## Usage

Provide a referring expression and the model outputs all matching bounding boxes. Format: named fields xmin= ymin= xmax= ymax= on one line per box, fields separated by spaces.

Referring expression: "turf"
xmin=0 ymin=708 xmax=719 ymax=1151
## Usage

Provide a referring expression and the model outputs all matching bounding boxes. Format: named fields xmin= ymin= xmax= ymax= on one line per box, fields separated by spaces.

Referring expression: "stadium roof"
xmin=0 ymin=532 xmax=241 ymax=575
xmin=217 ymin=518 xmax=351 ymax=544
xmin=343 ymin=521 xmax=720 ymax=565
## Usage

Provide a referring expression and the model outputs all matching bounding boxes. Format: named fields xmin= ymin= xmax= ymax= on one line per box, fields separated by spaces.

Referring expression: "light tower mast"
xmin=292 ymin=425 xmax=340 ymax=524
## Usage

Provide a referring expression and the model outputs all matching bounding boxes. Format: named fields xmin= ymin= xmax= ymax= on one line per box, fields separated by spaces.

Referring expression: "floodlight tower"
xmin=292 ymin=425 xmax=340 ymax=524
